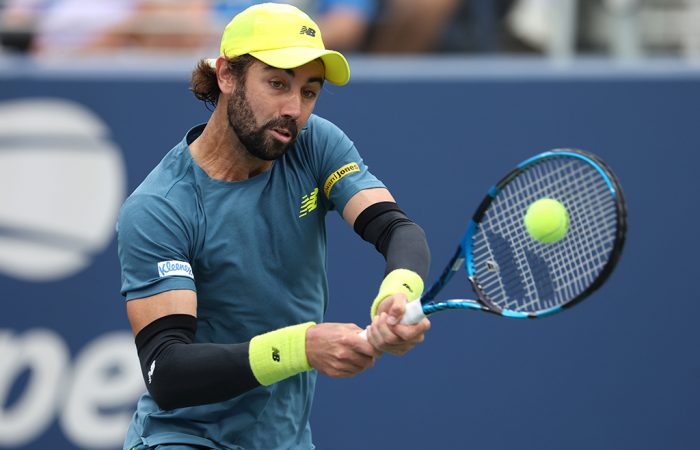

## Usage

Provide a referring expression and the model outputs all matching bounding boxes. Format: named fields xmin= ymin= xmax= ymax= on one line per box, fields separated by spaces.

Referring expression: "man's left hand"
xmin=365 ymin=294 xmax=431 ymax=355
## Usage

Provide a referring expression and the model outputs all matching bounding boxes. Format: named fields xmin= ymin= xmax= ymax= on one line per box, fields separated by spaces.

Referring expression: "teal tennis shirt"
xmin=117 ymin=115 xmax=385 ymax=450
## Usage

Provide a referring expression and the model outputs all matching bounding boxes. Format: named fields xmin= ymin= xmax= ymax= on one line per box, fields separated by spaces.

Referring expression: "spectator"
xmin=32 ymin=0 xmax=214 ymax=56
xmin=441 ymin=0 xmax=525 ymax=53
xmin=0 ymin=0 xmax=50 ymax=53
xmin=0 ymin=0 xmax=215 ymax=56
xmin=95 ymin=0 xmax=215 ymax=54
xmin=28 ymin=0 xmax=140 ymax=56
xmin=367 ymin=0 xmax=461 ymax=53
xmin=212 ymin=1 xmax=376 ymax=51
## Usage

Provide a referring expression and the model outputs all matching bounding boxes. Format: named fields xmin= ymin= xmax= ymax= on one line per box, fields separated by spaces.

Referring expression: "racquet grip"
xmin=358 ymin=300 xmax=426 ymax=339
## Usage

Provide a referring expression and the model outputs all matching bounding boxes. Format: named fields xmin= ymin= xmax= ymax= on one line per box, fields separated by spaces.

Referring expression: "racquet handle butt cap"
xmin=358 ymin=300 xmax=425 ymax=340
xmin=400 ymin=300 xmax=425 ymax=325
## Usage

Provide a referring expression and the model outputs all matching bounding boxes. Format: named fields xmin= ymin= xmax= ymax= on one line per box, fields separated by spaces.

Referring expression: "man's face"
xmin=227 ymin=59 xmax=324 ymax=161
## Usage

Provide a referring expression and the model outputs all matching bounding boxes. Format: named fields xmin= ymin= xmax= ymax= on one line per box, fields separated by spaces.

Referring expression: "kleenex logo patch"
xmin=157 ymin=260 xmax=194 ymax=279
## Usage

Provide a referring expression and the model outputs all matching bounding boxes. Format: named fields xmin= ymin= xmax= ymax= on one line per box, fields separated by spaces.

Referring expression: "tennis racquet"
xmin=393 ymin=148 xmax=627 ymax=325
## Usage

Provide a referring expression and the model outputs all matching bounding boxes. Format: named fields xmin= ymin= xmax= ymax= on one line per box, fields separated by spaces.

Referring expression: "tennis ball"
xmin=524 ymin=198 xmax=569 ymax=243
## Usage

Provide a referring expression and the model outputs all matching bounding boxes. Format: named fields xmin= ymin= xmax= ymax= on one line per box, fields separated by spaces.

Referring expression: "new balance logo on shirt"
xmin=299 ymin=188 xmax=318 ymax=217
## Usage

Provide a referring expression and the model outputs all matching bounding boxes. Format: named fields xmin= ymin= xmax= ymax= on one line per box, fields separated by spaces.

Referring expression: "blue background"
xmin=1 ymin=59 xmax=699 ymax=449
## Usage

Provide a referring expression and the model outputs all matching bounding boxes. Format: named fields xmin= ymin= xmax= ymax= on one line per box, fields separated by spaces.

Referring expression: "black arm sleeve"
xmin=135 ymin=314 xmax=260 ymax=411
xmin=353 ymin=201 xmax=430 ymax=280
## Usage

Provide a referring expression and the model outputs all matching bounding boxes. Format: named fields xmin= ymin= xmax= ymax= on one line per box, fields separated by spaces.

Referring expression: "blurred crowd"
xmin=0 ymin=0 xmax=697 ymax=58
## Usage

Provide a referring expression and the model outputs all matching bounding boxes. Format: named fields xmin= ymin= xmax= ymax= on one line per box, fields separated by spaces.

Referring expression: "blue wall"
xmin=1 ymin=61 xmax=698 ymax=450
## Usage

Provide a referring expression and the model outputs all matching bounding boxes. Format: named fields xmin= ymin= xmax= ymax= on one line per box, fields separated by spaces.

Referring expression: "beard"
xmin=227 ymin=85 xmax=299 ymax=161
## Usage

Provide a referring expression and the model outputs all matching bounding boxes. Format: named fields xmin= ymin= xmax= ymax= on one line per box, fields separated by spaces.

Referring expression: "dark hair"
xmin=190 ymin=54 xmax=256 ymax=109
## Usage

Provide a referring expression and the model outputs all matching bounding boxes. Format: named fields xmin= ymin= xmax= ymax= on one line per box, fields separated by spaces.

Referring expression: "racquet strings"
xmin=471 ymin=156 xmax=620 ymax=313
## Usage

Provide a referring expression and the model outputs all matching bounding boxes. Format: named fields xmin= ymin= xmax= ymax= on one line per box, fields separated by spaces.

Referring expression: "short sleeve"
xmin=117 ymin=194 xmax=197 ymax=300
xmin=306 ymin=116 xmax=385 ymax=213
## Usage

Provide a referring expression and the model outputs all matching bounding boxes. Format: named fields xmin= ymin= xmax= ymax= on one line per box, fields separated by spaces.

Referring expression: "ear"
xmin=215 ymin=57 xmax=237 ymax=95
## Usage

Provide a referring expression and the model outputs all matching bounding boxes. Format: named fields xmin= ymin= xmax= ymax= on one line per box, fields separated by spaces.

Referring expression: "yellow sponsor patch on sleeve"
xmin=323 ymin=162 xmax=360 ymax=198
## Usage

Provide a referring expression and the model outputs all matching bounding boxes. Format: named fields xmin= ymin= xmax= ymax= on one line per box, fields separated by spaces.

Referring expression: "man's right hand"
xmin=306 ymin=323 xmax=381 ymax=377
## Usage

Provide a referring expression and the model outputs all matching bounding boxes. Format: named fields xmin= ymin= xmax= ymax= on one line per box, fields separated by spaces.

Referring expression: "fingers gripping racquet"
xmin=373 ymin=148 xmax=627 ymax=327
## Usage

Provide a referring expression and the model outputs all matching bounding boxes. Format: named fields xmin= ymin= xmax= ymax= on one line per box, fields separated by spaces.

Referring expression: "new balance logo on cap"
xmin=299 ymin=26 xmax=316 ymax=37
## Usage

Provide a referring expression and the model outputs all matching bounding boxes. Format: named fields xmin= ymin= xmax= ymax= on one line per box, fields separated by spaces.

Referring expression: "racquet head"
xmin=461 ymin=148 xmax=627 ymax=317
xmin=417 ymin=148 xmax=627 ymax=321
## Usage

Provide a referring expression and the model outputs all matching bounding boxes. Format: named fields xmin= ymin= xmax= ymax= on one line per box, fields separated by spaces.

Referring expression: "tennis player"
xmin=117 ymin=3 xmax=430 ymax=449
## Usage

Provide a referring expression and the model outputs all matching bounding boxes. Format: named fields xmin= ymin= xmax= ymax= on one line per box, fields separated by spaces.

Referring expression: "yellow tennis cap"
xmin=219 ymin=3 xmax=350 ymax=86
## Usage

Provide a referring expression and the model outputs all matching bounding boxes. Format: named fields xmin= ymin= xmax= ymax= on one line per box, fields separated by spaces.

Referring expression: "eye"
xmin=270 ymin=79 xmax=285 ymax=89
xmin=302 ymin=89 xmax=318 ymax=99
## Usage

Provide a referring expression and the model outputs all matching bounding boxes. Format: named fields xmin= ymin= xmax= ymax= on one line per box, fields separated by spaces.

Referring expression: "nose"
xmin=279 ymin=92 xmax=302 ymax=119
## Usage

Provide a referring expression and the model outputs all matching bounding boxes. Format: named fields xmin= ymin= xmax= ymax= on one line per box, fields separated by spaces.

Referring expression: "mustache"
xmin=264 ymin=117 xmax=298 ymax=139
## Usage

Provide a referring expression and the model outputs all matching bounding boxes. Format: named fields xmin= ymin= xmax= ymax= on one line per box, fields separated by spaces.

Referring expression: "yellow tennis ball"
xmin=524 ymin=198 xmax=569 ymax=243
